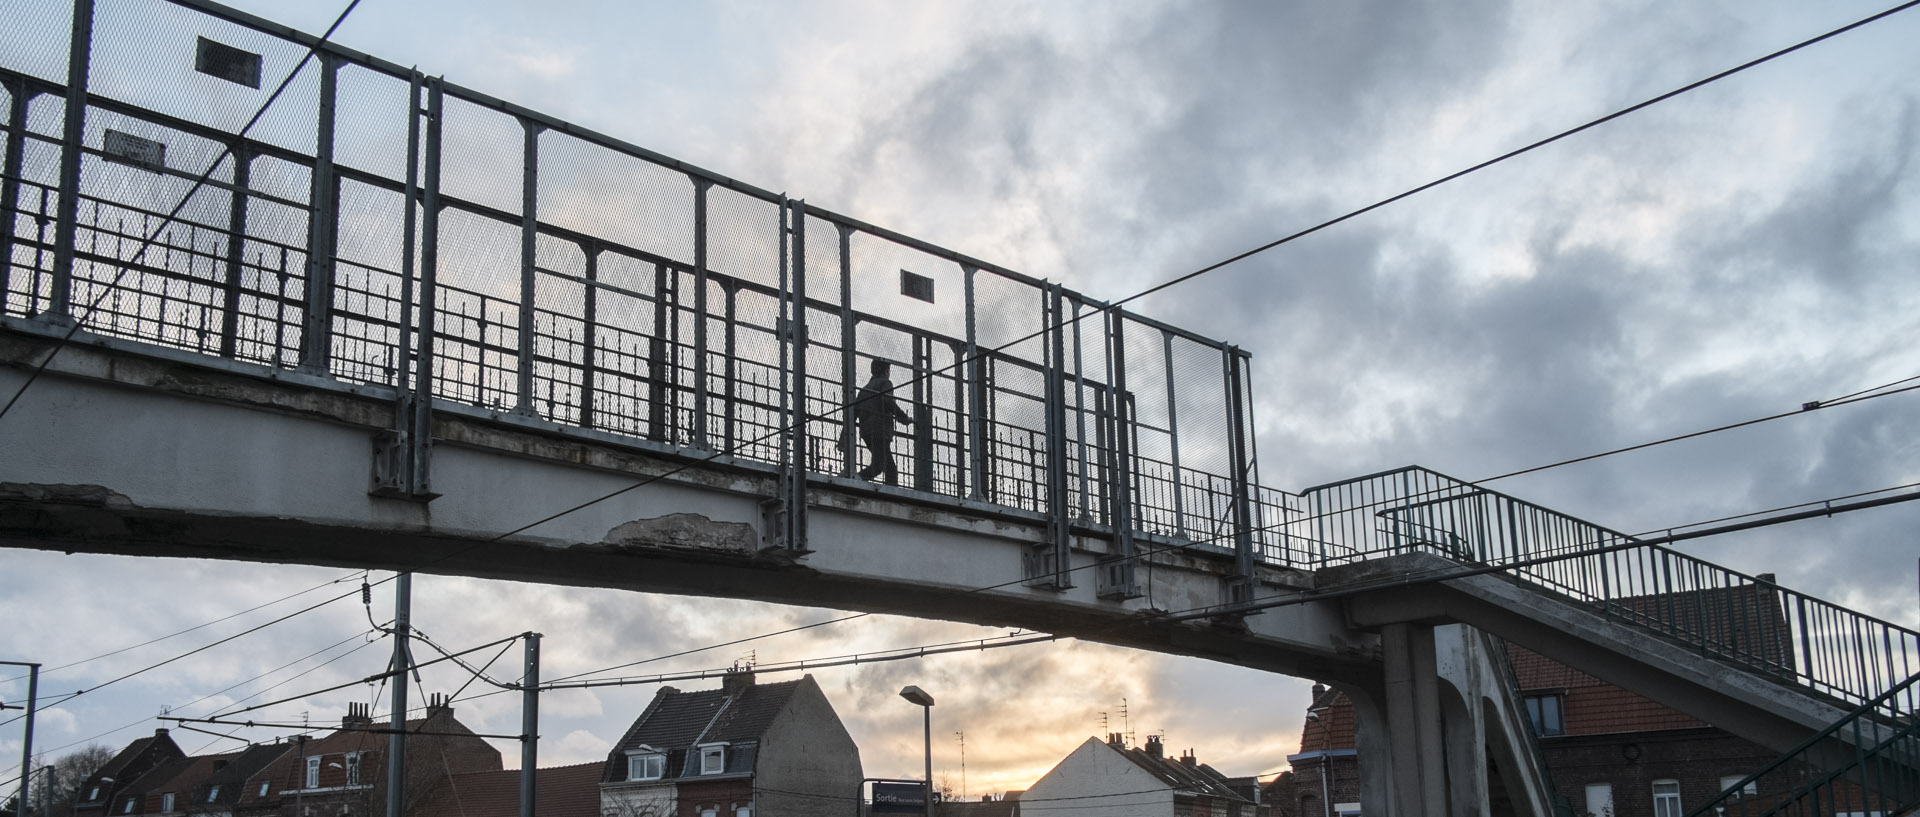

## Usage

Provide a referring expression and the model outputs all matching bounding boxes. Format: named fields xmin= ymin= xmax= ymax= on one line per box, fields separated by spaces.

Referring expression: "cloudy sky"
xmin=6 ymin=0 xmax=1920 ymax=801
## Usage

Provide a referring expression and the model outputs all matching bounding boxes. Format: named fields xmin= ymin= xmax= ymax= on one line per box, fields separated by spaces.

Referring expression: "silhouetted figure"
xmin=850 ymin=358 xmax=912 ymax=484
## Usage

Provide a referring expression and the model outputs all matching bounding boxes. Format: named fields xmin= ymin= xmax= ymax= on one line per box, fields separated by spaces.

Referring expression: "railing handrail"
xmin=1684 ymin=670 xmax=1920 ymax=816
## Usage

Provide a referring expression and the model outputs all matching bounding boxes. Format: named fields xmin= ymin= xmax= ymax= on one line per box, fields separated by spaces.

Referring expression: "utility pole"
xmin=386 ymin=574 xmax=413 ymax=817
xmin=519 ymin=633 xmax=540 ymax=817
xmin=3 ymin=662 xmax=39 ymax=817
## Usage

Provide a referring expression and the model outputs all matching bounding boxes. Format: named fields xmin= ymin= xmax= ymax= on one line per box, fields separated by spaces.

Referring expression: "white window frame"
xmin=161 ymin=793 xmax=175 ymax=812
xmin=1652 ymin=779 xmax=1682 ymax=817
xmin=87 ymin=787 xmax=100 ymax=802
xmin=1583 ymin=782 xmax=1613 ymax=817
xmin=697 ymin=743 xmax=727 ymax=775
xmin=122 ymin=797 xmax=136 ymax=814
xmin=733 ymin=803 xmax=751 ymax=817
xmin=206 ymin=785 xmax=220 ymax=803
xmin=258 ymin=781 xmax=270 ymax=798
xmin=625 ymin=751 xmax=665 ymax=781
xmin=344 ymin=752 xmax=362 ymax=787
xmin=305 ymin=756 xmax=322 ymax=789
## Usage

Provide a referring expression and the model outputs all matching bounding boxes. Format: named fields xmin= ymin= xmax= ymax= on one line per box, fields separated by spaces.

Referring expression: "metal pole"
xmin=922 ymin=706 xmax=932 ymax=817
xmin=385 ymin=574 xmax=411 ymax=817
xmin=515 ymin=118 xmax=540 ymax=415
xmin=519 ymin=633 xmax=539 ymax=817
xmin=1162 ymin=331 xmax=1185 ymax=539
xmin=12 ymin=663 xmax=38 ymax=817
xmin=47 ymin=0 xmax=94 ymax=320
xmin=692 ymin=180 xmax=711 ymax=448
xmin=299 ymin=53 xmax=339 ymax=370
xmin=2 ymin=80 xmax=38 ymax=314
xmin=410 ymin=78 xmax=443 ymax=496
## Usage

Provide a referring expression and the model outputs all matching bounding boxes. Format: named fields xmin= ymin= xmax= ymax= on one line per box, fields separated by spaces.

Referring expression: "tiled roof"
xmin=1107 ymin=740 xmax=1251 ymax=803
xmin=601 ymin=674 xmax=804 ymax=783
xmin=407 ymin=762 xmax=602 ymax=817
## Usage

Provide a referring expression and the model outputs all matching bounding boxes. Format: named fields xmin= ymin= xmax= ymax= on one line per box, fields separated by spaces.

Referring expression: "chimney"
xmin=1106 ymin=733 xmax=1125 ymax=748
xmin=426 ymin=693 xmax=451 ymax=717
xmin=342 ymin=702 xmax=372 ymax=730
xmin=1145 ymin=735 xmax=1163 ymax=759
xmin=1180 ymin=749 xmax=1196 ymax=768
xmin=722 ymin=670 xmax=755 ymax=697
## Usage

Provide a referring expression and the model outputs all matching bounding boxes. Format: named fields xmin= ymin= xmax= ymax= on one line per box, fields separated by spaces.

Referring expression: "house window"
xmin=626 ymin=753 xmax=664 ymax=781
xmin=87 ymin=787 xmax=100 ymax=801
xmin=344 ymin=753 xmax=362 ymax=786
xmin=699 ymin=745 xmax=725 ymax=775
xmin=306 ymin=756 xmax=322 ymax=789
xmin=697 ymin=807 xmax=717 ymax=817
xmin=162 ymin=793 xmax=175 ymax=812
xmin=1524 ymin=693 xmax=1565 ymax=737
xmin=1719 ymin=775 xmax=1756 ymax=796
xmin=206 ymin=786 xmax=220 ymax=803
xmin=1583 ymin=783 xmax=1612 ymax=817
xmin=733 ymin=804 xmax=751 ymax=817
xmin=122 ymin=798 xmax=135 ymax=814
xmin=258 ymin=782 xmax=270 ymax=798
xmin=1652 ymin=779 xmax=1682 ymax=817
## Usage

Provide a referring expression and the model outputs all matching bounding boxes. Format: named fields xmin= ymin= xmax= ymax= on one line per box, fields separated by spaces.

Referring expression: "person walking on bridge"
xmin=848 ymin=358 xmax=912 ymax=485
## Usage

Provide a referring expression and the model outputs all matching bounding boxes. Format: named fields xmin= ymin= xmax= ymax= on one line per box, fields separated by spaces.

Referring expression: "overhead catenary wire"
xmin=2 ymin=569 xmax=366 ymax=685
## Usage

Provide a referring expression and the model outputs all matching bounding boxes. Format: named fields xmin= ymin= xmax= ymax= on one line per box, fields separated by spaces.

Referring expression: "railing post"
xmin=691 ymin=179 xmax=712 ymax=448
xmin=1070 ymin=296 xmax=1092 ymax=522
xmin=1162 ymin=331 xmax=1186 ymax=540
xmin=963 ymin=265 xmax=987 ymax=499
xmin=911 ymin=334 xmax=932 ymax=491
xmin=45 ymin=0 xmax=95 ymax=322
xmin=217 ymin=145 xmax=250 ymax=359
xmin=580 ymin=242 xmax=598 ymax=429
xmin=1 ymin=78 xmax=36 ymax=313
xmin=410 ymin=76 xmax=443 ymax=497
xmin=1224 ymin=345 xmax=1256 ymax=605
xmin=761 ymin=198 xmax=808 ymax=555
xmin=298 ymin=52 xmax=339 ymax=371
xmin=1026 ymin=283 xmax=1073 ymax=591
xmin=1096 ymin=307 xmax=1139 ymax=599
xmin=837 ymin=224 xmax=855 ymax=477
xmin=373 ymin=71 xmax=438 ymax=501
xmin=647 ymin=262 xmax=671 ymax=442
xmin=514 ymin=116 xmax=543 ymax=415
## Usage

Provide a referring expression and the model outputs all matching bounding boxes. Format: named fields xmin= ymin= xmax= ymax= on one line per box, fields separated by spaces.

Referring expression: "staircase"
xmin=1298 ymin=466 xmax=1920 ymax=813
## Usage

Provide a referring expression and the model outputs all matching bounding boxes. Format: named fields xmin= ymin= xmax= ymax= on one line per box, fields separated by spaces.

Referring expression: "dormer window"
xmin=698 ymin=743 xmax=727 ymax=775
xmin=122 ymin=797 xmax=135 ymax=814
xmin=257 ymin=782 xmax=270 ymax=798
xmin=344 ymin=752 xmax=362 ymax=786
xmin=626 ymin=750 xmax=664 ymax=781
xmin=162 ymin=793 xmax=175 ymax=812
xmin=207 ymin=785 xmax=220 ymax=803
xmin=87 ymin=787 xmax=100 ymax=801
xmin=305 ymin=756 xmax=321 ymax=789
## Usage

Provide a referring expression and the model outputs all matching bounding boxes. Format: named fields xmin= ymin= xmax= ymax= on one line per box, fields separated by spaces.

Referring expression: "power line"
xmin=2 ymin=569 xmax=365 ymax=684
xmin=1 ymin=584 xmax=367 ymax=727
xmin=0 ymin=0 xmax=367 ymax=423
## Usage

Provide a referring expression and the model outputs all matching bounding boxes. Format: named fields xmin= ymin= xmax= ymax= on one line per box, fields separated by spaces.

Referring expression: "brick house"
xmin=74 ymin=730 xmax=193 ymax=817
xmin=1021 ymin=734 xmax=1262 ymax=817
xmin=598 ymin=671 xmax=862 ymax=817
xmin=407 ymin=762 xmax=603 ymax=817
xmin=230 ymin=696 xmax=501 ymax=817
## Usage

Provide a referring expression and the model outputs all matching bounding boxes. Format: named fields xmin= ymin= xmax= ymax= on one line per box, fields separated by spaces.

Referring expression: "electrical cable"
xmin=2 ymin=569 xmax=365 ymax=684
xmin=0 ymin=0 xmax=366 ymax=423
xmin=1 ymin=584 xmax=368 ymax=728
xmin=27 ymin=628 xmax=381 ymax=756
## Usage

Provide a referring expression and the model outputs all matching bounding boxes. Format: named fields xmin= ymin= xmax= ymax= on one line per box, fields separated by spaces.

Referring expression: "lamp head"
xmin=899 ymin=685 xmax=935 ymax=707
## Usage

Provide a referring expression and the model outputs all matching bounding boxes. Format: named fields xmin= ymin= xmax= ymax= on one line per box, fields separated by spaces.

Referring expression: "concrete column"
xmin=1382 ymin=622 xmax=1448 ymax=815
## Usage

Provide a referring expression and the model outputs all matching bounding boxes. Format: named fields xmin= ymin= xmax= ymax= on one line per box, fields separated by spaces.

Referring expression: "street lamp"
xmin=898 ymin=686 xmax=934 ymax=816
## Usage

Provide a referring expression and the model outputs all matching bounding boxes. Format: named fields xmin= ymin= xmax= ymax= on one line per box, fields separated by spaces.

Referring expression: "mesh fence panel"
xmin=334 ymin=62 xmax=411 ymax=180
xmin=706 ymin=184 xmax=778 ymax=289
xmin=439 ymin=93 xmax=522 ymax=217
xmin=537 ymin=130 xmax=693 ymax=265
xmin=0 ymin=0 xmax=75 ymax=84
xmin=92 ymin=0 xmax=320 ymax=156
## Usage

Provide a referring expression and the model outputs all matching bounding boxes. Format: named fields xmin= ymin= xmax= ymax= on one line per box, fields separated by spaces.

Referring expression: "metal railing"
xmin=1298 ymin=466 xmax=1920 ymax=712
xmin=0 ymin=0 xmax=1281 ymax=583
xmin=1485 ymin=635 xmax=1577 ymax=817
xmin=1687 ymin=671 xmax=1920 ymax=816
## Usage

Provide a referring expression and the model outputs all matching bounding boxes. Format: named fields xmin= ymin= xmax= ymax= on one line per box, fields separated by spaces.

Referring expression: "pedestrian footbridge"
xmin=2 ymin=1 xmax=1914 ymax=813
